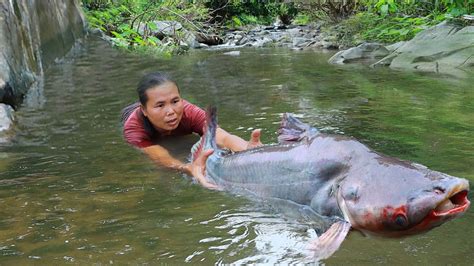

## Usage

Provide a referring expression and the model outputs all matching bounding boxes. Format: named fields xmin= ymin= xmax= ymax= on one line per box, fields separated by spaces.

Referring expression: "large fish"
xmin=192 ymin=108 xmax=470 ymax=259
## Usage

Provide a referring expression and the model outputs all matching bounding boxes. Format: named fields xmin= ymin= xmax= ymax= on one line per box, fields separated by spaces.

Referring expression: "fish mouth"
xmin=432 ymin=185 xmax=470 ymax=217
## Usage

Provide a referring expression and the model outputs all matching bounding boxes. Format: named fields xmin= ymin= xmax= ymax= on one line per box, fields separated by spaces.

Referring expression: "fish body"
xmin=193 ymin=108 xmax=470 ymax=258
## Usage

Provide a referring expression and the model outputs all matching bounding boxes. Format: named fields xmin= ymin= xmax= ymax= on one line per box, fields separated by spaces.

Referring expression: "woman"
xmin=122 ymin=72 xmax=262 ymax=188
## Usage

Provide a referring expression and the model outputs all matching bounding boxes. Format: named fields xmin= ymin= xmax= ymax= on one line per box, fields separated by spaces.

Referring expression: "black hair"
xmin=137 ymin=72 xmax=179 ymax=106
xmin=120 ymin=102 xmax=140 ymax=124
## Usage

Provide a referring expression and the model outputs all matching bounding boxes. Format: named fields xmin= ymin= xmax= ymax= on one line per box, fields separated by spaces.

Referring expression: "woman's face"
xmin=141 ymin=82 xmax=184 ymax=133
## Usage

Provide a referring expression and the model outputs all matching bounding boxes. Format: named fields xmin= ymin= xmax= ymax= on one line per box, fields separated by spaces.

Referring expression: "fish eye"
xmin=343 ymin=186 xmax=360 ymax=202
xmin=394 ymin=214 xmax=408 ymax=227
xmin=433 ymin=186 xmax=445 ymax=194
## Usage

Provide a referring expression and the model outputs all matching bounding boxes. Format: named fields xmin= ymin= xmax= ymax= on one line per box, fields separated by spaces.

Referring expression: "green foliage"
xmin=81 ymin=0 xmax=209 ymax=55
xmin=293 ymin=13 xmax=310 ymax=25
xmin=322 ymin=0 xmax=473 ymax=45
xmin=363 ymin=0 xmax=474 ymax=17
xmin=297 ymin=0 xmax=473 ymax=23
xmin=441 ymin=0 xmax=474 ymax=16
xmin=372 ymin=0 xmax=399 ymax=16
xmin=202 ymin=1 xmax=298 ymax=26
xmin=225 ymin=14 xmax=269 ymax=28
xmin=361 ymin=15 xmax=437 ymax=43
xmin=236 ymin=14 xmax=260 ymax=25
xmin=81 ymin=0 xmax=474 ymax=57
xmin=336 ymin=11 xmax=444 ymax=45
xmin=267 ymin=2 xmax=299 ymax=24
xmin=81 ymin=0 xmax=113 ymax=10
xmin=294 ymin=0 xmax=361 ymax=22
xmin=84 ymin=4 xmax=130 ymax=32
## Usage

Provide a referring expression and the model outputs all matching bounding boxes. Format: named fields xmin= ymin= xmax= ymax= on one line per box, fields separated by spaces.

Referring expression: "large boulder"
xmin=0 ymin=0 xmax=86 ymax=107
xmin=328 ymin=43 xmax=390 ymax=64
xmin=139 ymin=20 xmax=200 ymax=48
xmin=138 ymin=20 xmax=183 ymax=37
xmin=372 ymin=22 xmax=474 ymax=76
xmin=385 ymin=41 xmax=406 ymax=53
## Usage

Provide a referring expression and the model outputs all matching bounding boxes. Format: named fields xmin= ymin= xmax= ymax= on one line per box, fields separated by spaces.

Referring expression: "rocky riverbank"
xmin=95 ymin=19 xmax=474 ymax=79
xmin=0 ymin=0 xmax=86 ymax=140
xmin=94 ymin=20 xmax=342 ymax=52
xmin=328 ymin=20 xmax=474 ymax=78
xmin=5 ymin=13 xmax=471 ymax=140
xmin=208 ymin=23 xmax=340 ymax=50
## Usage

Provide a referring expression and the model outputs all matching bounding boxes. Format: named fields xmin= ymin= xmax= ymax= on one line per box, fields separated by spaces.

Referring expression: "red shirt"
xmin=123 ymin=100 xmax=206 ymax=148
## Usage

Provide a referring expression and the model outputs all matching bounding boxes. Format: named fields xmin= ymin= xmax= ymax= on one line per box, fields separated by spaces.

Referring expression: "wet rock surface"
xmin=329 ymin=21 xmax=474 ymax=77
xmin=372 ymin=22 xmax=474 ymax=77
xmin=0 ymin=103 xmax=14 ymax=133
xmin=210 ymin=24 xmax=339 ymax=51
xmin=118 ymin=21 xmax=340 ymax=52
xmin=0 ymin=0 xmax=86 ymax=142
xmin=0 ymin=0 xmax=86 ymax=108
xmin=328 ymin=43 xmax=390 ymax=64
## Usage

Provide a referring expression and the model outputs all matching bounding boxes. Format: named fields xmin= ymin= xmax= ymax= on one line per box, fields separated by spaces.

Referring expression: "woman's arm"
xmin=139 ymin=128 xmax=262 ymax=189
xmin=142 ymin=145 xmax=218 ymax=189
xmin=216 ymin=128 xmax=262 ymax=152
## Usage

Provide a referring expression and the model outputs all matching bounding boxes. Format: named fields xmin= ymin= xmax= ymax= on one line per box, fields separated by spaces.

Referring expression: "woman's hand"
xmin=188 ymin=149 xmax=220 ymax=190
xmin=247 ymin=129 xmax=263 ymax=149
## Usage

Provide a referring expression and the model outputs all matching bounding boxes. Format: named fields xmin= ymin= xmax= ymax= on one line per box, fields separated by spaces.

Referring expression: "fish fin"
xmin=278 ymin=113 xmax=319 ymax=144
xmin=191 ymin=106 xmax=218 ymax=162
xmin=262 ymin=198 xmax=335 ymax=233
xmin=189 ymin=137 xmax=204 ymax=163
xmin=308 ymin=220 xmax=351 ymax=261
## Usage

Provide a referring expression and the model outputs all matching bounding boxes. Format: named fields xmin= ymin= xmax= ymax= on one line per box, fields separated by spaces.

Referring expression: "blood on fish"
xmin=391 ymin=206 xmax=407 ymax=221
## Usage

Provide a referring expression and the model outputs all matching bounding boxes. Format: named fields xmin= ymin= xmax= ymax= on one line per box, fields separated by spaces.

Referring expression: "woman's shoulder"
xmin=123 ymin=106 xmax=144 ymax=130
xmin=183 ymin=99 xmax=204 ymax=114
xmin=122 ymin=106 xmax=154 ymax=148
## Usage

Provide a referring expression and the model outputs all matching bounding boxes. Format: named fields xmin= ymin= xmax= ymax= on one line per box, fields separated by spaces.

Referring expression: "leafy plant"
xmin=82 ymin=0 xmax=210 ymax=55
xmin=363 ymin=0 xmax=474 ymax=17
xmin=440 ymin=0 xmax=474 ymax=16
xmin=293 ymin=13 xmax=310 ymax=25
xmin=336 ymin=11 xmax=444 ymax=45
xmin=373 ymin=0 xmax=399 ymax=16
xmin=81 ymin=0 xmax=474 ymax=58
xmin=295 ymin=0 xmax=361 ymax=22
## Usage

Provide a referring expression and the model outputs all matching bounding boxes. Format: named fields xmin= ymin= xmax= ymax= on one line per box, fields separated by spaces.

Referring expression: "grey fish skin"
xmin=207 ymin=138 xmax=346 ymax=218
xmin=197 ymin=110 xmax=470 ymax=239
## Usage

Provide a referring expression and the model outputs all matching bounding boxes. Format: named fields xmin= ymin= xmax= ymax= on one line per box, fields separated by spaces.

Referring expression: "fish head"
xmin=337 ymin=157 xmax=470 ymax=237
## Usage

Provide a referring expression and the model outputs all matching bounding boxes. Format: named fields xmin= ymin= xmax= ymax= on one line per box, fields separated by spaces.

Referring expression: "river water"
xmin=0 ymin=36 xmax=473 ymax=264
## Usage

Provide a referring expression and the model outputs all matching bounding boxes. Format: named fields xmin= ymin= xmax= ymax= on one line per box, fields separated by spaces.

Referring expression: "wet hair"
xmin=137 ymin=72 xmax=179 ymax=106
xmin=120 ymin=102 xmax=140 ymax=124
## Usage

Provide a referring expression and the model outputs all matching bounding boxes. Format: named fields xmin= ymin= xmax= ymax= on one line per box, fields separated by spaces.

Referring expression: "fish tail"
xmin=191 ymin=106 xmax=218 ymax=162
